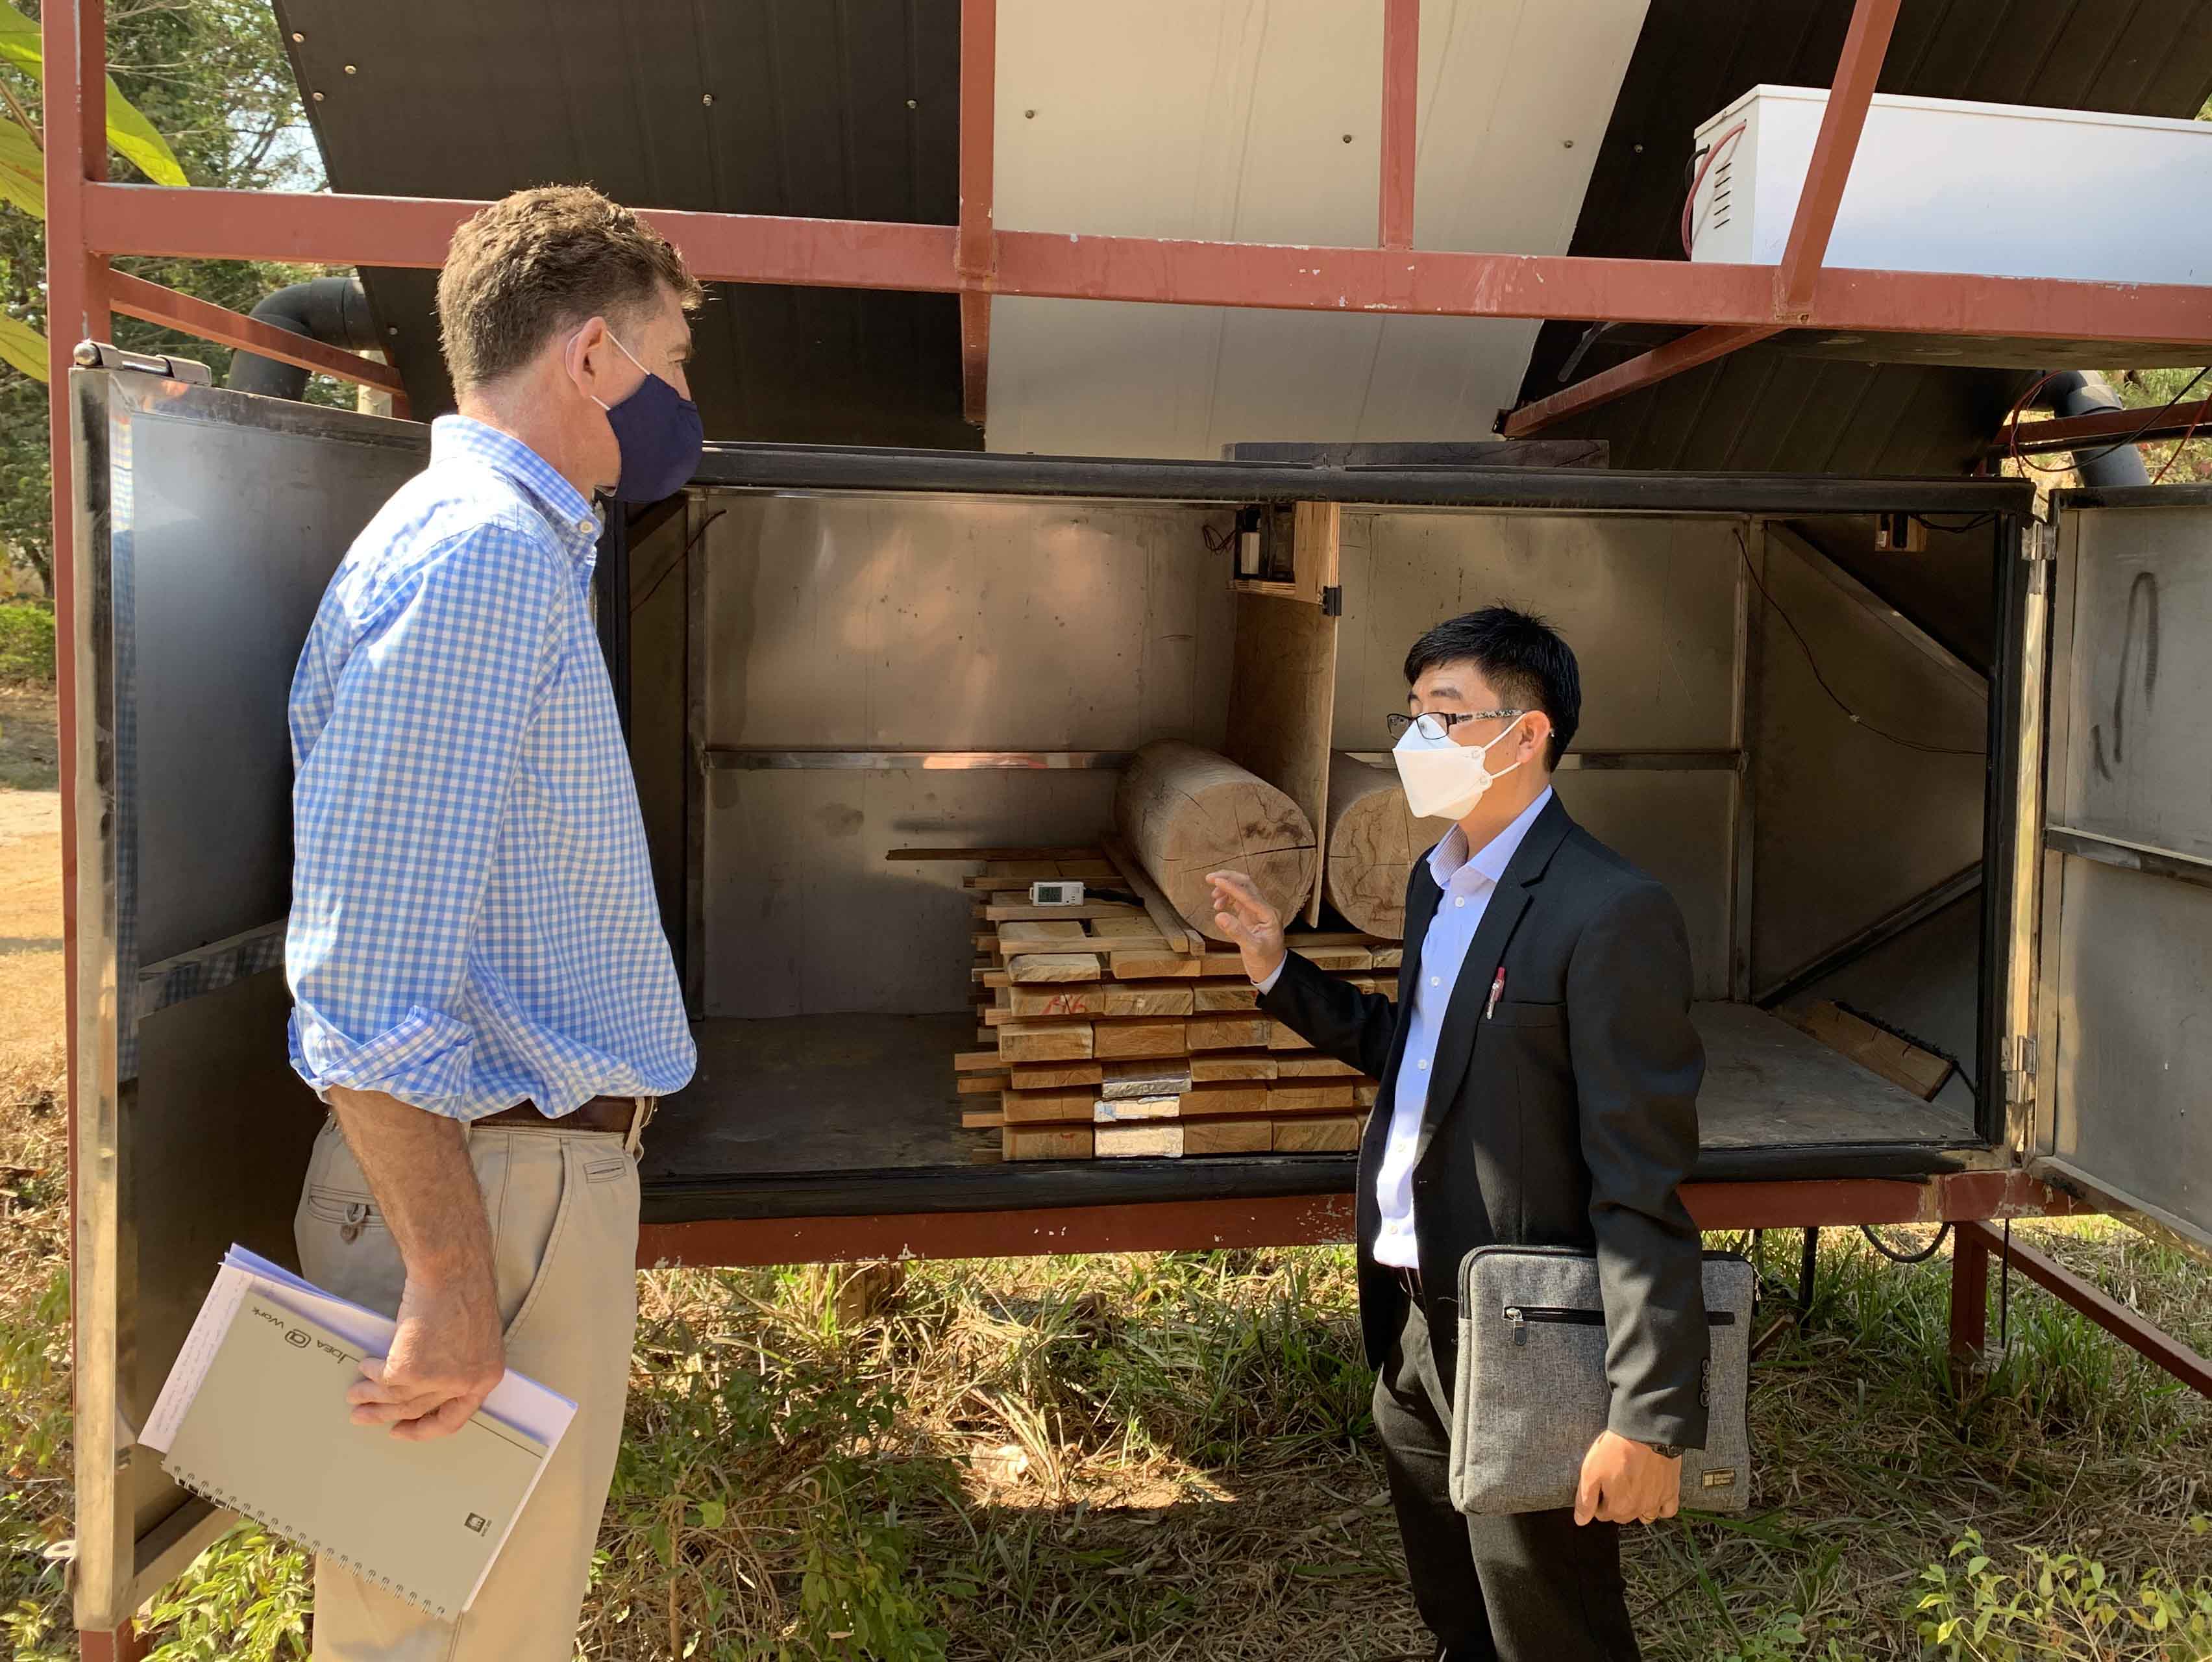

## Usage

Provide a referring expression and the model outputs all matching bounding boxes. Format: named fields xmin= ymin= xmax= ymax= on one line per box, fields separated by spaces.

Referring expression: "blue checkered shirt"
xmin=285 ymin=416 xmax=696 ymax=1119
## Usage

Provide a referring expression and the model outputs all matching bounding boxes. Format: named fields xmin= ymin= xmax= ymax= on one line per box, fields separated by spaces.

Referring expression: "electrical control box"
xmin=1687 ymin=85 xmax=2212 ymax=286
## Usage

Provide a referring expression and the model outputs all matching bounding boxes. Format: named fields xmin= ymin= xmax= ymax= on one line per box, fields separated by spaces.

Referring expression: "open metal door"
xmin=2033 ymin=486 xmax=2212 ymax=1257
xmin=67 ymin=369 xmax=426 ymax=1630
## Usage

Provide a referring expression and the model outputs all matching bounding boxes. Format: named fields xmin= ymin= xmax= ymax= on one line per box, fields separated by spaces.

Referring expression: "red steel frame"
xmin=45 ymin=2 xmax=2212 ymax=1644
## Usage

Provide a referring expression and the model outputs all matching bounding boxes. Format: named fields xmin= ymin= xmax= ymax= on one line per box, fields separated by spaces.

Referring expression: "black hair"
xmin=1402 ymin=606 xmax=1580 ymax=769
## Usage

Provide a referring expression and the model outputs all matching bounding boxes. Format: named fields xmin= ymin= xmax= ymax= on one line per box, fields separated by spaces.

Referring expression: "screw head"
xmin=343 ymin=63 xmax=357 ymax=74
xmin=906 ymin=97 xmax=918 ymax=110
xmin=1633 ymin=142 xmax=1644 ymax=153
xmin=386 ymin=325 xmax=400 ymax=336
xmin=1342 ymin=132 xmax=1353 ymax=143
xmin=702 ymin=92 xmax=714 ymax=106
xmin=1562 ymin=138 xmax=1573 ymax=148
xmin=1024 ymin=108 xmax=1036 ymax=119
xmin=290 ymin=30 xmax=303 ymax=41
xmin=311 ymin=90 xmax=324 ymax=101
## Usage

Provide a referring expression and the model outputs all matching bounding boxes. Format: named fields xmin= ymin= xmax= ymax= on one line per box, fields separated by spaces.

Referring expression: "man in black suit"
xmin=1209 ymin=608 xmax=1708 ymax=1662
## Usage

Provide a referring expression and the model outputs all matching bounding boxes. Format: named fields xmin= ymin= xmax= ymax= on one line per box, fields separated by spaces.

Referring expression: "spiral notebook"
xmin=145 ymin=1248 xmax=575 ymax=1620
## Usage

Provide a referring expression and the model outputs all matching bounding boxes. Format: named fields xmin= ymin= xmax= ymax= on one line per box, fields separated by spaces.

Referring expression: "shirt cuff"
xmin=1253 ymin=957 xmax=1286 ymax=995
xmin=288 ymin=1002 xmax=474 ymax=1116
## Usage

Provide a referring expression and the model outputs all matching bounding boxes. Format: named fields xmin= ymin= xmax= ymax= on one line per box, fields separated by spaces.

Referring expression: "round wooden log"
xmin=1323 ymin=752 xmax=1455 ymax=938
xmin=1112 ymin=740 xmax=1316 ymax=942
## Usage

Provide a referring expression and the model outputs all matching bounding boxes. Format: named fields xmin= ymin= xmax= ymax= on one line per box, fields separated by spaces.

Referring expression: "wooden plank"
xmin=1268 ymin=1021 xmax=1314 ymax=1052
xmin=1194 ymin=982 xmax=1259 ymax=1012
xmin=957 ymin=1073 xmax=1011 ymax=1095
xmin=1223 ymin=529 xmax=1337 ymax=930
xmin=1009 ymin=982 xmax=1108 ymax=1019
xmin=998 ymin=1020 xmax=1095 ymax=1063
xmin=1179 ymin=1081 xmax=1270 ymax=1117
xmin=1101 ymin=980 xmax=1198 ymax=1018
xmin=1785 ymin=1000 xmax=1954 ymax=1102
xmin=1004 ymin=1124 xmax=1094 ymax=1161
xmin=1096 ymin=1122 xmax=1184 ymax=1159
xmin=1295 ymin=944 xmax=1373 ymax=972
xmin=1276 ymin=1054 xmax=1359 ymax=1078
xmin=955 ymin=1049 xmax=1007 ymax=1073
xmin=1000 ymin=921 xmax=1090 ymax=950
xmin=1371 ymin=947 xmax=1403 ymax=971
xmin=889 ymin=845 xmax=1101 ymax=862
xmin=1273 ymin=1115 xmax=1363 ymax=1153
xmin=1101 ymin=1060 xmax=1192 ymax=1097
xmin=1094 ymin=1018 xmax=1190 ymax=1060
xmin=1012 ymin=1060 xmax=1103 ymax=1090
xmin=1183 ymin=1119 xmax=1274 ymax=1156
xmin=987 ymin=900 xmax=1148 ymax=923
xmin=1002 ymin=1087 xmax=1098 ymax=1124
xmin=1355 ymin=1082 xmax=1381 ymax=1108
xmin=1269 ymin=1081 xmax=1357 ymax=1113
xmin=1093 ymin=1095 xmax=1182 ymax=1123
xmin=1007 ymin=952 xmax=1103 ymax=984
xmin=1190 ymin=1014 xmax=1270 ymax=1051
xmin=1190 ymin=1052 xmax=1276 ymax=1082
xmin=1202 ymin=949 xmax=1247 ymax=976
xmin=961 ymin=1110 xmax=1006 ymax=1129
xmin=1101 ymin=831 xmax=1203 ymax=956
xmin=1111 ymin=949 xmax=1205 ymax=980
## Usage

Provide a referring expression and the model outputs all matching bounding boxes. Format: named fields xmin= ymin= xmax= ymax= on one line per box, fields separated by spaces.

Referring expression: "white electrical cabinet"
xmin=1688 ymin=84 xmax=2212 ymax=284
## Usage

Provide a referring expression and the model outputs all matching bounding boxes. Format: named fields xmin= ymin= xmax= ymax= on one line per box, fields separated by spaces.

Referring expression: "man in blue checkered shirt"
xmin=284 ymin=186 xmax=701 ymax=1661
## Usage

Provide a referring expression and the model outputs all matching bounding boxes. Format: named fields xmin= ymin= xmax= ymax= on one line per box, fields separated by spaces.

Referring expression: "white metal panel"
xmin=987 ymin=0 xmax=1648 ymax=457
xmin=1690 ymin=85 xmax=2212 ymax=284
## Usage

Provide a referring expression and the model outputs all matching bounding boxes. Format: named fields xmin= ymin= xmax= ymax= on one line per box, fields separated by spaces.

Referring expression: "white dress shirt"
xmin=1257 ymin=787 xmax=1555 ymax=1269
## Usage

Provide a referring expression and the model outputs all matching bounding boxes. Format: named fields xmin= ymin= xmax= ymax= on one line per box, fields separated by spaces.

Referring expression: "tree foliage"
xmin=0 ymin=0 xmax=344 ymax=591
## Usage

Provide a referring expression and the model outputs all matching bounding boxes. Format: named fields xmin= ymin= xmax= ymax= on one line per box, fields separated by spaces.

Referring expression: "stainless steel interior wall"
xmin=1751 ymin=527 xmax=1988 ymax=992
xmin=694 ymin=493 xmax=1236 ymax=1016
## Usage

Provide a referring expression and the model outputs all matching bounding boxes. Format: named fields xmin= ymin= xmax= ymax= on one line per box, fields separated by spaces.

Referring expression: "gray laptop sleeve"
xmin=1449 ymin=1245 xmax=1755 ymax=1516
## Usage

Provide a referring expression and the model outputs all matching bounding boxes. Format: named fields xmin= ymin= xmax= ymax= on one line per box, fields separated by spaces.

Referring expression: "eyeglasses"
xmin=1386 ymin=709 xmax=1527 ymax=743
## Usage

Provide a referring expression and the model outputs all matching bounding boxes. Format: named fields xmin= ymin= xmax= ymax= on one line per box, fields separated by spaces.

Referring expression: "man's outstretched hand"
xmin=1207 ymin=870 xmax=1288 ymax=986
xmin=1574 ymin=1430 xmax=1681 ymax=1526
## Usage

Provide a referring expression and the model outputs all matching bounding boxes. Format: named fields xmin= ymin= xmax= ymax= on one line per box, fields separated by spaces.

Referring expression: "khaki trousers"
xmin=293 ymin=1116 xmax=641 ymax=1661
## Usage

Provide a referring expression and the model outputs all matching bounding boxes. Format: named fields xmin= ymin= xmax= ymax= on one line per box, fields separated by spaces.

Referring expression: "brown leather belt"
xmin=474 ymin=1095 xmax=652 ymax=1135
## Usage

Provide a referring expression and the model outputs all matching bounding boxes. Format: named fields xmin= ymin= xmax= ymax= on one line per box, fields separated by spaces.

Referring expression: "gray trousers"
xmin=1373 ymin=1296 xmax=1641 ymax=1661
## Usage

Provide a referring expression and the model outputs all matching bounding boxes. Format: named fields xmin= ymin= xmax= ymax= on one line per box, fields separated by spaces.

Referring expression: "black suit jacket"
xmin=1259 ymin=793 xmax=1710 ymax=1448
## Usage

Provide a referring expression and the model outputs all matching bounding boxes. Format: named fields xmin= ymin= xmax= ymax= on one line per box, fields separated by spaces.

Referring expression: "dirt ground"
xmin=0 ymin=699 xmax=62 ymax=1095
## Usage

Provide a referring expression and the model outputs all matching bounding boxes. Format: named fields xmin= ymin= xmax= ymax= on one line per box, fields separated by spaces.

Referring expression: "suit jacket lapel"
xmin=1412 ymin=797 xmax=1575 ymax=1169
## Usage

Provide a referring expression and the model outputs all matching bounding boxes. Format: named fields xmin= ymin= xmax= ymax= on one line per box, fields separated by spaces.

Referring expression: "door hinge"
xmin=2001 ymin=1034 xmax=2038 ymax=1102
xmin=71 ymin=339 xmax=214 ymax=386
xmin=2019 ymin=521 xmax=2057 ymax=564
xmin=1321 ymin=584 xmax=1343 ymax=617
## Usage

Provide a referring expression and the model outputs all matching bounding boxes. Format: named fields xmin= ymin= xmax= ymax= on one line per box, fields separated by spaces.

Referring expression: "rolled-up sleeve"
xmin=286 ymin=520 xmax=563 ymax=1117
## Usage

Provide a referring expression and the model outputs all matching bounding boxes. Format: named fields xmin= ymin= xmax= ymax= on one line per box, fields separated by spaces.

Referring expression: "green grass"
xmin=0 ymin=602 xmax=51 ymax=687
xmin=1 ymin=1110 xmax=2206 ymax=1662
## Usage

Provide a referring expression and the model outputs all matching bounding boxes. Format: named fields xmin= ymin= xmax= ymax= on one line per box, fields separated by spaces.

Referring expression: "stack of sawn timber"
xmin=953 ymin=854 xmax=1394 ymax=1161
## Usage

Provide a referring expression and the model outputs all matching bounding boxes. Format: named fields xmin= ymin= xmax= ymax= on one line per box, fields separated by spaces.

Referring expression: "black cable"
xmin=1828 ymin=999 xmax=1978 ymax=1096
xmin=1734 ymin=530 xmax=1985 ymax=758
xmin=1908 ymin=512 xmax=1998 ymax=534
xmin=629 ymin=508 xmax=726 ymax=617
xmin=1860 ymin=1221 xmax=1952 ymax=1265
xmin=2014 ymin=365 xmax=2211 ymax=477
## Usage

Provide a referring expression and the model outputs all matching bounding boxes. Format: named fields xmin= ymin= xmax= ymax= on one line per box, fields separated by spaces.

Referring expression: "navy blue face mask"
xmin=591 ymin=330 xmax=703 ymax=504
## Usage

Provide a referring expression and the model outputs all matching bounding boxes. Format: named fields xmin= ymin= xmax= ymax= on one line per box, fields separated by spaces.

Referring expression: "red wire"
xmin=1680 ymin=122 xmax=1747 ymax=258
xmin=2150 ymin=399 xmax=2209 ymax=486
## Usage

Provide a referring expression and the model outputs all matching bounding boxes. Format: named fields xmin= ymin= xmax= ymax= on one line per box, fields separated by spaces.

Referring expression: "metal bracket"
xmin=71 ymin=339 xmax=214 ymax=385
xmin=2018 ymin=520 xmax=2057 ymax=596
xmin=1321 ymin=584 xmax=1343 ymax=617
xmin=2001 ymin=1033 xmax=2038 ymax=1104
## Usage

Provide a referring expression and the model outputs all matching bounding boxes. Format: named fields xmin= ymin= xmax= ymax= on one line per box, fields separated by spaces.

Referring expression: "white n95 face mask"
xmin=1393 ymin=713 xmax=1529 ymax=822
